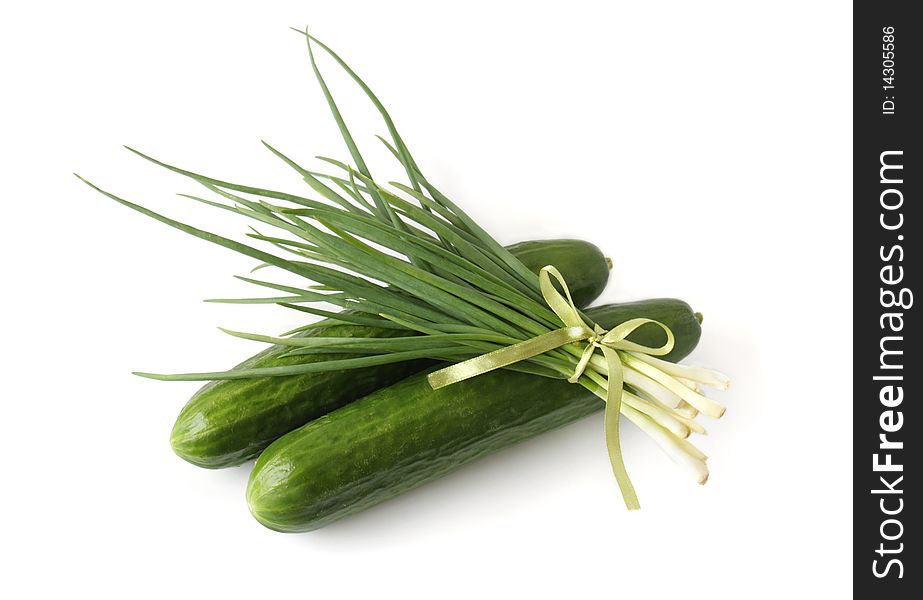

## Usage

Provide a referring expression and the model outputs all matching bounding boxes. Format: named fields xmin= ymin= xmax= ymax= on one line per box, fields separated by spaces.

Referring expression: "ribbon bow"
xmin=428 ymin=265 xmax=675 ymax=509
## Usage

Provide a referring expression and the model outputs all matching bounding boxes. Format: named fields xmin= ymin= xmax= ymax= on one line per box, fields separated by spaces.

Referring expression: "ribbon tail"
xmin=427 ymin=326 xmax=587 ymax=389
xmin=601 ymin=346 xmax=639 ymax=510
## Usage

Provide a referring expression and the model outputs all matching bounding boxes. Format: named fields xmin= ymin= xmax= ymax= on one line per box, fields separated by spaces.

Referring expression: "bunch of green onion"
xmin=77 ymin=30 xmax=728 ymax=508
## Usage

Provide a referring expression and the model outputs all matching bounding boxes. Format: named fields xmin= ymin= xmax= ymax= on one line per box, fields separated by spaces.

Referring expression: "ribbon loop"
xmin=600 ymin=317 xmax=675 ymax=356
xmin=427 ymin=265 xmax=676 ymax=510
xmin=539 ymin=265 xmax=593 ymax=330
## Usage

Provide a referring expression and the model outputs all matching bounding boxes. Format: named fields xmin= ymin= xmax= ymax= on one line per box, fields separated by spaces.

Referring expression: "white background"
xmin=1 ymin=1 xmax=851 ymax=598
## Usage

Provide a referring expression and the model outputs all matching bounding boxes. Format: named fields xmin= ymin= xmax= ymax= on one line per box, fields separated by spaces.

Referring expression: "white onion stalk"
xmin=626 ymin=391 xmax=707 ymax=437
xmin=623 ymin=367 xmax=685 ymax=409
xmin=620 ymin=354 xmax=727 ymax=418
xmin=583 ymin=369 xmax=694 ymax=438
xmin=577 ymin=341 xmax=727 ymax=484
xmin=622 ymin=404 xmax=710 ymax=485
xmin=676 ymin=377 xmax=701 ymax=392
xmin=627 ymin=351 xmax=730 ymax=391
xmin=674 ymin=401 xmax=699 ymax=419
xmin=623 ymin=392 xmax=692 ymax=439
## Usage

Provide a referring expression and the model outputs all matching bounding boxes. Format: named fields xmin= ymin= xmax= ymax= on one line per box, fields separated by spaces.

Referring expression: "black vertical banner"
xmin=854 ymin=1 xmax=919 ymax=595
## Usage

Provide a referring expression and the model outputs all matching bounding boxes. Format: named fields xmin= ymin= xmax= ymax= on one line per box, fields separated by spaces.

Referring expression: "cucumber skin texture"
xmin=170 ymin=321 xmax=423 ymax=469
xmin=246 ymin=299 xmax=701 ymax=532
xmin=505 ymin=239 xmax=609 ymax=309
xmin=170 ymin=239 xmax=609 ymax=469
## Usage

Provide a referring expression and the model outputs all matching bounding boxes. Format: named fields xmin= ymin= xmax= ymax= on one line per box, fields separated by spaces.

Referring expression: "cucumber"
xmin=170 ymin=239 xmax=610 ymax=468
xmin=246 ymin=299 xmax=701 ymax=532
xmin=505 ymin=239 xmax=609 ymax=309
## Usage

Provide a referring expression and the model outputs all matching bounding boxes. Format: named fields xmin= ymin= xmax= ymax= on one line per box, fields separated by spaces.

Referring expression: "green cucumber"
xmin=246 ymin=299 xmax=701 ymax=532
xmin=505 ymin=239 xmax=609 ymax=309
xmin=170 ymin=239 xmax=610 ymax=468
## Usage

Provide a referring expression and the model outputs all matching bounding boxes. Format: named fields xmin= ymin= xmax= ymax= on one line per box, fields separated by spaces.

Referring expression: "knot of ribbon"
xmin=427 ymin=265 xmax=676 ymax=509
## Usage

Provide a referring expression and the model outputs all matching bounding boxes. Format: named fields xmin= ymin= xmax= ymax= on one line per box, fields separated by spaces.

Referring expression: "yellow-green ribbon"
xmin=427 ymin=265 xmax=675 ymax=509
